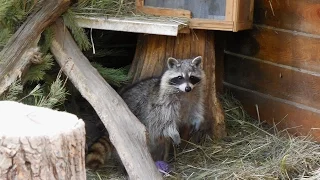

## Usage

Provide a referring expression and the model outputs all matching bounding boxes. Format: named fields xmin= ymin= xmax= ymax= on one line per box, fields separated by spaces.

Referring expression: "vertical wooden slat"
xmin=225 ymin=0 xmax=235 ymax=21
xmin=136 ymin=0 xmax=144 ymax=7
xmin=249 ymin=0 xmax=254 ymax=22
xmin=204 ymin=31 xmax=226 ymax=139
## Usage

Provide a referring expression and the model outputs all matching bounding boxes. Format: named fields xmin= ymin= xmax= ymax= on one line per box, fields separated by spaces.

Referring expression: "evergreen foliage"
xmin=71 ymin=0 xmax=135 ymax=16
xmin=92 ymin=62 xmax=131 ymax=88
xmin=0 ymin=0 xmax=132 ymax=110
xmin=62 ymin=9 xmax=91 ymax=51
xmin=0 ymin=74 xmax=68 ymax=109
xmin=23 ymin=53 xmax=54 ymax=83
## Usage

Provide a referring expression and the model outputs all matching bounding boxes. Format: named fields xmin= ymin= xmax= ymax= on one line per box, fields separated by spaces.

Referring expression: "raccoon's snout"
xmin=178 ymin=83 xmax=193 ymax=92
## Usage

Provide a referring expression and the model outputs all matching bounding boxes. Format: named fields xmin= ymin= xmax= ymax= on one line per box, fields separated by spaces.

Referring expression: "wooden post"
xmin=50 ymin=19 xmax=162 ymax=180
xmin=0 ymin=101 xmax=86 ymax=180
xmin=130 ymin=30 xmax=226 ymax=140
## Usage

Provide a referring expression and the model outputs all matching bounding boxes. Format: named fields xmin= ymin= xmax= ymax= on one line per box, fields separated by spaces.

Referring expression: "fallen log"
xmin=0 ymin=101 xmax=86 ymax=180
xmin=50 ymin=18 xmax=162 ymax=180
xmin=0 ymin=0 xmax=71 ymax=95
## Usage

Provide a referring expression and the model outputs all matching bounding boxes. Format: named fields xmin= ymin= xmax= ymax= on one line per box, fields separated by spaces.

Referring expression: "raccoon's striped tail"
xmin=85 ymin=135 xmax=114 ymax=170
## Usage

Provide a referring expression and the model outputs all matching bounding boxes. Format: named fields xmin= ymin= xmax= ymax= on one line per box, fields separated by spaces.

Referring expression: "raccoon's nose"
xmin=185 ymin=86 xmax=192 ymax=92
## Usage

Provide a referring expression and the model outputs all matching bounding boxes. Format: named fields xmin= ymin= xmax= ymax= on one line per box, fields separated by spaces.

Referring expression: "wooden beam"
xmin=189 ymin=19 xmax=234 ymax=31
xmin=50 ymin=18 xmax=162 ymax=180
xmin=136 ymin=6 xmax=191 ymax=18
xmin=0 ymin=0 xmax=71 ymax=95
xmin=75 ymin=15 xmax=188 ymax=36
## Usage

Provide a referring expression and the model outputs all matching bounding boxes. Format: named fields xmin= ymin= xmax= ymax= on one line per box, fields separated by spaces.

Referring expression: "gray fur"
xmin=120 ymin=56 xmax=206 ymax=147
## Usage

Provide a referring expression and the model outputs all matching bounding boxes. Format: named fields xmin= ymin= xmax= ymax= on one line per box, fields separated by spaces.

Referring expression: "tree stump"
xmin=0 ymin=101 xmax=86 ymax=180
xmin=130 ymin=30 xmax=226 ymax=140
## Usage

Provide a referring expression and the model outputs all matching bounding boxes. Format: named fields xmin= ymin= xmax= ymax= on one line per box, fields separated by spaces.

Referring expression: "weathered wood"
xmin=130 ymin=30 xmax=226 ymax=141
xmin=254 ymin=0 xmax=320 ymax=35
xmin=225 ymin=54 xmax=320 ymax=110
xmin=144 ymin=0 xmax=226 ymax=19
xmin=0 ymin=0 xmax=70 ymax=95
xmin=226 ymin=26 xmax=320 ymax=73
xmin=50 ymin=19 xmax=162 ymax=180
xmin=74 ymin=15 xmax=188 ymax=36
xmin=225 ymin=83 xmax=320 ymax=142
xmin=0 ymin=101 xmax=86 ymax=180
xmin=136 ymin=6 xmax=191 ymax=18
xmin=138 ymin=0 xmax=254 ymax=31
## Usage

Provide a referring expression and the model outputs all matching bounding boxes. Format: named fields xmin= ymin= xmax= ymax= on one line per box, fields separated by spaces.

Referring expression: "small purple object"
xmin=155 ymin=161 xmax=171 ymax=174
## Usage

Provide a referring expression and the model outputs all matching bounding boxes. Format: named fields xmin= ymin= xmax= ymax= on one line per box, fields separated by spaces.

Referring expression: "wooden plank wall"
xmin=224 ymin=0 xmax=320 ymax=141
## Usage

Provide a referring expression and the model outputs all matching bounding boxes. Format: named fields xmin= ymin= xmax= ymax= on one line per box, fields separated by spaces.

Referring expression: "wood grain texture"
xmin=226 ymin=26 xmax=320 ymax=73
xmin=0 ymin=101 xmax=86 ymax=180
xmin=51 ymin=19 xmax=162 ymax=180
xmin=130 ymin=30 xmax=226 ymax=140
xmin=225 ymin=83 xmax=320 ymax=141
xmin=144 ymin=0 xmax=226 ymax=19
xmin=225 ymin=54 xmax=320 ymax=110
xmin=254 ymin=0 xmax=320 ymax=35
xmin=236 ymin=0 xmax=252 ymax=22
xmin=0 ymin=0 xmax=70 ymax=95
xmin=136 ymin=6 xmax=191 ymax=18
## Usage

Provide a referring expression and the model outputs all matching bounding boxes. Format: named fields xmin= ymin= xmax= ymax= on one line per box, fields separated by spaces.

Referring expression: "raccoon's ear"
xmin=191 ymin=56 xmax=202 ymax=67
xmin=167 ymin=57 xmax=179 ymax=69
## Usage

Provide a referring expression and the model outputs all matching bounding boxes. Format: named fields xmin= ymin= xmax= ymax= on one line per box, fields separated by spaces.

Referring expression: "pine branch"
xmin=40 ymin=26 xmax=54 ymax=53
xmin=0 ymin=28 xmax=12 ymax=48
xmin=91 ymin=62 xmax=131 ymax=87
xmin=35 ymin=71 xmax=68 ymax=108
xmin=23 ymin=53 xmax=54 ymax=83
xmin=0 ymin=79 xmax=23 ymax=101
xmin=62 ymin=9 xmax=91 ymax=51
xmin=0 ymin=0 xmax=14 ymax=19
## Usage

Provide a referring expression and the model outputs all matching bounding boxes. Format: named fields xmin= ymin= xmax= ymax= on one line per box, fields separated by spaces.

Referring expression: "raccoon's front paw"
xmin=171 ymin=133 xmax=181 ymax=145
xmin=190 ymin=119 xmax=202 ymax=133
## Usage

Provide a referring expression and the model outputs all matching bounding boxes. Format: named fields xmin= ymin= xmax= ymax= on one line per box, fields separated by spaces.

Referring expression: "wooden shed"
xmin=224 ymin=0 xmax=320 ymax=141
xmin=3 ymin=0 xmax=320 ymax=179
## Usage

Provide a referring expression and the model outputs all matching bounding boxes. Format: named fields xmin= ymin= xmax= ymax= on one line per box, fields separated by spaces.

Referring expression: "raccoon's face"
xmin=162 ymin=56 xmax=204 ymax=93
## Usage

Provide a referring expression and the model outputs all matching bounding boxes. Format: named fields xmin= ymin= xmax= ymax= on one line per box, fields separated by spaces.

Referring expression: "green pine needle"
xmin=91 ymin=62 xmax=131 ymax=87
xmin=0 ymin=0 xmax=14 ymax=18
xmin=24 ymin=53 xmax=54 ymax=83
xmin=0 ymin=79 xmax=23 ymax=101
xmin=40 ymin=26 xmax=54 ymax=53
xmin=0 ymin=28 xmax=12 ymax=48
xmin=62 ymin=9 xmax=91 ymax=51
xmin=35 ymin=72 xmax=68 ymax=109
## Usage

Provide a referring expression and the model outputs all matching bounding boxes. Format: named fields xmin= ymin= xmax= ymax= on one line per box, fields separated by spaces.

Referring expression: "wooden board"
xmin=75 ymin=15 xmax=188 ymax=36
xmin=224 ymin=54 xmax=320 ymax=110
xmin=226 ymin=26 xmax=320 ymax=73
xmin=225 ymin=83 xmax=320 ymax=142
xmin=254 ymin=0 xmax=320 ymax=35
xmin=144 ymin=0 xmax=226 ymax=20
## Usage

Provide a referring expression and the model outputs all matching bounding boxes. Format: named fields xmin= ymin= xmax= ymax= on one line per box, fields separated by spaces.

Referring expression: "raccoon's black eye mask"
xmin=189 ymin=76 xmax=201 ymax=85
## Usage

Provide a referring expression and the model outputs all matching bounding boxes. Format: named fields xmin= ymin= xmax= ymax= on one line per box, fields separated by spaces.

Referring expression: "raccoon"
xmin=120 ymin=56 xmax=206 ymax=149
xmin=85 ymin=56 xmax=206 ymax=167
xmin=85 ymin=135 xmax=115 ymax=170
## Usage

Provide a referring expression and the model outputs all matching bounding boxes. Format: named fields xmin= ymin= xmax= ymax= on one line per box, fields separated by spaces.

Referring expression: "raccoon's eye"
xmin=178 ymin=76 xmax=183 ymax=79
xmin=190 ymin=76 xmax=195 ymax=79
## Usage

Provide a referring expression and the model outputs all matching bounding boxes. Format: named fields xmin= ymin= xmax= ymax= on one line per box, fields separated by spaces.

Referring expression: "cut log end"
xmin=0 ymin=101 xmax=86 ymax=180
